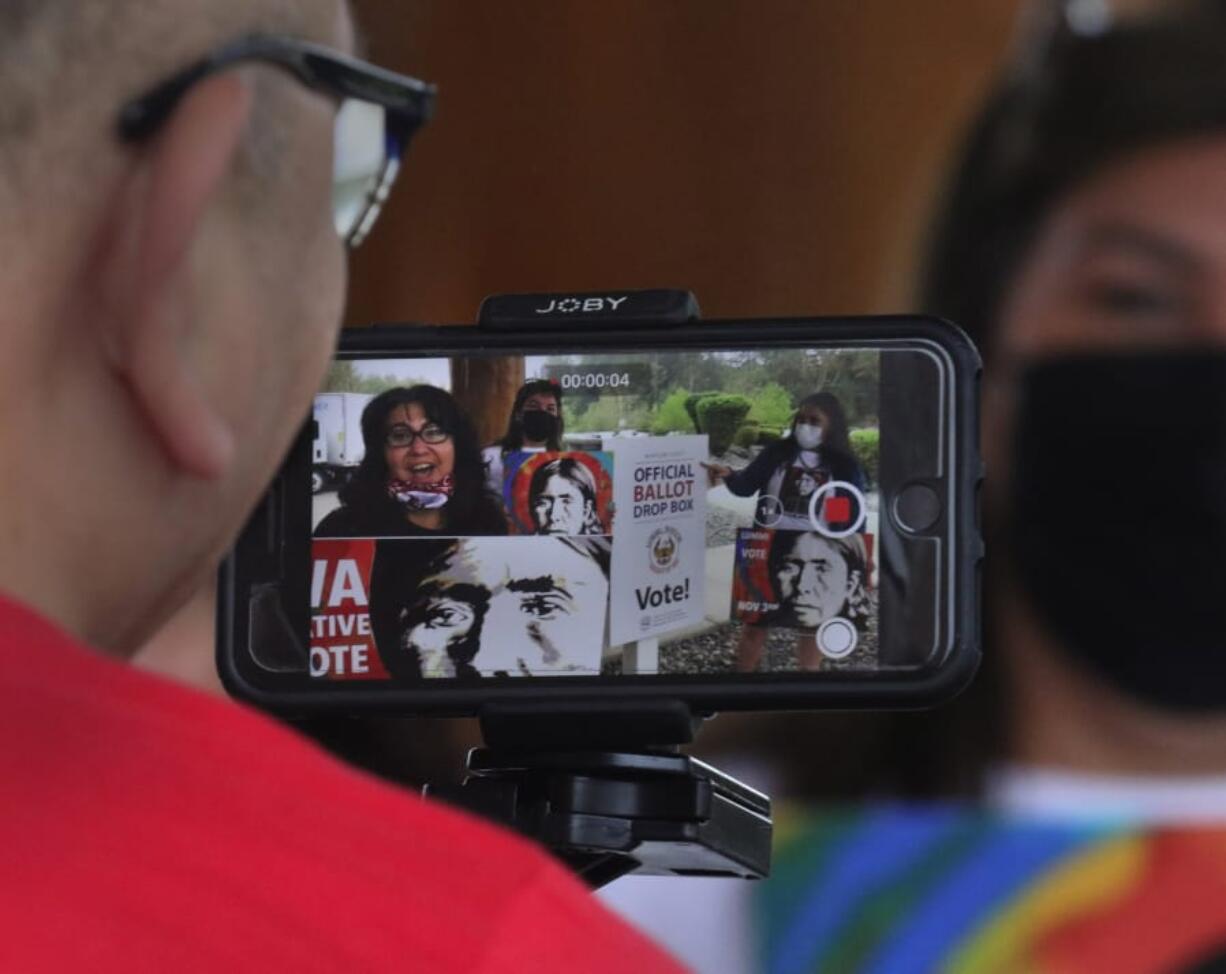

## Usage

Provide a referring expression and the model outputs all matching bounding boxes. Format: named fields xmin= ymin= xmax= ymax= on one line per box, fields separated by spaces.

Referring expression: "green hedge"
xmin=684 ymin=393 xmax=708 ymax=433
xmin=697 ymin=394 xmax=752 ymax=456
xmin=732 ymin=421 xmax=760 ymax=450
xmin=651 ymin=389 xmax=696 ymax=435
xmin=849 ymin=428 xmax=879 ymax=486
xmin=735 ymin=422 xmax=785 ymax=448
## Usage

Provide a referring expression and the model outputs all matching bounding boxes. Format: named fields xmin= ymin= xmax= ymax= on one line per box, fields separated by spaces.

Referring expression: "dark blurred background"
xmin=346 ymin=1 xmax=1023 ymax=327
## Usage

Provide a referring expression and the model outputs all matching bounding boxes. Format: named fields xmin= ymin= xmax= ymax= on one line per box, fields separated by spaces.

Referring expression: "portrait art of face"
xmin=394 ymin=536 xmax=610 ymax=678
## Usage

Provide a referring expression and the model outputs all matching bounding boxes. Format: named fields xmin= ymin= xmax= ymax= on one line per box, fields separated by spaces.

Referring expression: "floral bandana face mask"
xmin=387 ymin=475 xmax=455 ymax=511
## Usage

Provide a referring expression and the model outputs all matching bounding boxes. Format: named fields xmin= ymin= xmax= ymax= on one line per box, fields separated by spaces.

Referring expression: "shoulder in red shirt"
xmin=0 ymin=596 xmax=684 ymax=973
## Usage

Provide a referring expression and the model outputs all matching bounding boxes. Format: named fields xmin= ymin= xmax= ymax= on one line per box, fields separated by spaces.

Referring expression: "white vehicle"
xmin=312 ymin=393 xmax=373 ymax=493
xmin=563 ymin=429 xmax=652 ymax=452
xmin=562 ymin=431 xmax=605 ymax=451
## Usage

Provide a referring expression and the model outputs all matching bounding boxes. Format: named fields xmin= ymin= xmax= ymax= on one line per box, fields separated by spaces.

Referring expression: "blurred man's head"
xmin=0 ymin=1 xmax=390 ymax=655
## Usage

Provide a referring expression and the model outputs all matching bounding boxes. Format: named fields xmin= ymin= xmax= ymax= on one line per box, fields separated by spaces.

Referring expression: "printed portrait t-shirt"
xmin=0 ymin=594 xmax=683 ymax=973
xmin=764 ymin=449 xmax=834 ymax=531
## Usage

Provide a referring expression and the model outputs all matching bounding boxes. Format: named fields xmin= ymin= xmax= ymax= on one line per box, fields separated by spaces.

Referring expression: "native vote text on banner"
xmin=609 ymin=435 xmax=707 ymax=644
xmin=310 ymin=538 xmax=388 ymax=680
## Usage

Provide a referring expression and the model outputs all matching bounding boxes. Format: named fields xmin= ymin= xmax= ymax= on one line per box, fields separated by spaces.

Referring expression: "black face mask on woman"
xmin=1007 ymin=351 xmax=1226 ymax=712
xmin=521 ymin=409 xmax=559 ymax=443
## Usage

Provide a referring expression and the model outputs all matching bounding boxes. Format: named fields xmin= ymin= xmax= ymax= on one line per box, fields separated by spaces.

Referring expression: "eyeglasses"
xmin=385 ymin=423 xmax=450 ymax=448
xmin=117 ymin=34 xmax=437 ymax=249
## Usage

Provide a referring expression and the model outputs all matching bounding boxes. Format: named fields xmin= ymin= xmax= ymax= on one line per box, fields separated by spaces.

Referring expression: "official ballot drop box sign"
xmin=608 ymin=435 xmax=707 ymax=646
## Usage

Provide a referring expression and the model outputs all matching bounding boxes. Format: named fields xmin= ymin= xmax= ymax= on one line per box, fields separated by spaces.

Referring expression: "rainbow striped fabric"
xmin=755 ymin=806 xmax=1226 ymax=973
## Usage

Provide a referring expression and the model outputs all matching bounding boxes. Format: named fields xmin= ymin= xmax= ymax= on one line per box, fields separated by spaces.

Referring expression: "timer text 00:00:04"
xmin=555 ymin=372 xmax=633 ymax=390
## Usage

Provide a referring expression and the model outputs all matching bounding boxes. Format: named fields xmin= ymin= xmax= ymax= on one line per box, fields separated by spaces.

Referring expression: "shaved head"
xmin=0 ymin=0 xmax=357 ymax=653
xmin=0 ymin=0 xmax=342 ymax=221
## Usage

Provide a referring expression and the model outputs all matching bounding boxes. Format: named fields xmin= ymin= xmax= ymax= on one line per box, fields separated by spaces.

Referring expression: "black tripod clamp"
xmin=426 ymin=701 xmax=772 ymax=889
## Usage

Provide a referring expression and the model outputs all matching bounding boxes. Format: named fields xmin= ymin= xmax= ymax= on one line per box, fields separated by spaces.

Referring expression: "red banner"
xmin=309 ymin=538 xmax=389 ymax=681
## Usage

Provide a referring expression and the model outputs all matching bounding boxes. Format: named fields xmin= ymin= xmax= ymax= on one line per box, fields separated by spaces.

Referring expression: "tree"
xmin=747 ymin=382 xmax=794 ymax=427
xmin=651 ymin=389 xmax=694 ymax=434
xmin=567 ymin=395 xmax=652 ymax=433
xmin=696 ymin=394 xmax=752 ymax=456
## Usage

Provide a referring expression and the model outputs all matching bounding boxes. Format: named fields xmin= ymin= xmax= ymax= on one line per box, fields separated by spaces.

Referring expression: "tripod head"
xmin=425 ymin=700 xmax=772 ymax=889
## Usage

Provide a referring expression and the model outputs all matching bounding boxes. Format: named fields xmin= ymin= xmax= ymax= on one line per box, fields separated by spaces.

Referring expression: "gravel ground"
xmin=602 ymin=596 xmax=880 ymax=675
xmin=705 ymin=504 xmax=747 ymax=547
xmin=603 ymin=445 xmax=886 ymax=676
xmin=704 ymin=448 xmax=757 ymax=546
xmin=656 ymin=590 xmax=880 ymax=675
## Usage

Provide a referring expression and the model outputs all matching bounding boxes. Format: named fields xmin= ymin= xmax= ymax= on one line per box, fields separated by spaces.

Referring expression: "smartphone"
xmin=219 ymin=311 xmax=981 ymax=716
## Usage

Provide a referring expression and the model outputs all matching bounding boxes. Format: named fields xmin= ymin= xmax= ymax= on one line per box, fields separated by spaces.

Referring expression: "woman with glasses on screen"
xmin=314 ymin=385 xmax=507 ymax=537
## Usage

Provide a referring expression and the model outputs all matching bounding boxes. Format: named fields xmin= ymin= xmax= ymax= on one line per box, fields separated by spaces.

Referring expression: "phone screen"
xmin=307 ymin=346 xmax=893 ymax=683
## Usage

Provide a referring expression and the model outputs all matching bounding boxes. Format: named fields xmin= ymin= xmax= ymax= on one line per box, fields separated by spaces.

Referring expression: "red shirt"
xmin=0 ymin=596 xmax=685 ymax=972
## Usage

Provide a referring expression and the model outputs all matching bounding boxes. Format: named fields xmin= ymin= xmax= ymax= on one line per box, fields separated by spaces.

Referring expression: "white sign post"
xmin=608 ymin=435 xmax=708 ymax=658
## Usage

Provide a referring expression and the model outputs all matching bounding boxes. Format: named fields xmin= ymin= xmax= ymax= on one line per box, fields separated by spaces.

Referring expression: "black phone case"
xmin=218 ymin=313 xmax=982 ymax=717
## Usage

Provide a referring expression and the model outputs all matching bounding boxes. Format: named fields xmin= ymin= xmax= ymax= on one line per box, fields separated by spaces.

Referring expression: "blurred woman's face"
xmin=793 ymin=405 xmax=828 ymax=452
xmin=984 ymin=135 xmax=1226 ymax=726
xmin=383 ymin=402 xmax=456 ymax=485
xmin=518 ymin=391 xmax=561 ymax=446
xmin=997 ymin=135 xmax=1226 ymax=359
xmin=522 ymin=392 xmax=560 ymax=416
xmin=794 ymin=405 xmax=827 ymax=430
xmin=986 ymin=135 xmax=1226 ymax=477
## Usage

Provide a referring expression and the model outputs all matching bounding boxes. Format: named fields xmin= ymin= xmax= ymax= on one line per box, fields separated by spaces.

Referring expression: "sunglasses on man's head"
xmin=118 ymin=34 xmax=436 ymax=249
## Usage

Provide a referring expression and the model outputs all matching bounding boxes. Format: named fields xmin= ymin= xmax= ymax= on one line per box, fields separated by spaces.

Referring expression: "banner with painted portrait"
xmin=501 ymin=450 xmax=615 ymax=536
xmin=730 ymin=526 xmax=875 ymax=661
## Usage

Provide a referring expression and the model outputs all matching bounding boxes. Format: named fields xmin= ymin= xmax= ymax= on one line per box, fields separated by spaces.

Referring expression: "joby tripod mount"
xmin=425 ymin=700 xmax=772 ymax=889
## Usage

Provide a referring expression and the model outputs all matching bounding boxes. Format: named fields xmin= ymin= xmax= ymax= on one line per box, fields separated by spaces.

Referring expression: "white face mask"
xmin=794 ymin=423 xmax=823 ymax=450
